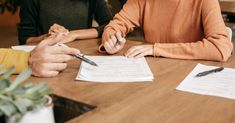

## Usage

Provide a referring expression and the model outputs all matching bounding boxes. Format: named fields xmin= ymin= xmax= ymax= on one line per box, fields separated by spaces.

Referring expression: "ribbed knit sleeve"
xmin=153 ymin=0 xmax=233 ymax=61
xmin=100 ymin=0 xmax=233 ymax=61
xmin=93 ymin=0 xmax=112 ymax=38
xmin=0 ymin=49 xmax=30 ymax=74
xmin=18 ymin=0 xmax=39 ymax=45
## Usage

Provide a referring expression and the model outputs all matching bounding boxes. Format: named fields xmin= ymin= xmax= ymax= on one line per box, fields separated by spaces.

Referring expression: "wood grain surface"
xmin=27 ymin=39 xmax=235 ymax=123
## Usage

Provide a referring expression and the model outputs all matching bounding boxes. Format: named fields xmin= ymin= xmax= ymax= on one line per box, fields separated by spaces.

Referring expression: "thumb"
xmin=56 ymin=43 xmax=81 ymax=55
xmin=40 ymin=33 xmax=64 ymax=46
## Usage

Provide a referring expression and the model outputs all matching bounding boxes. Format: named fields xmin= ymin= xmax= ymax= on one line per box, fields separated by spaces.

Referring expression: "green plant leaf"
xmin=0 ymin=66 xmax=15 ymax=79
xmin=0 ymin=79 xmax=11 ymax=91
xmin=0 ymin=95 xmax=13 ymax=102
xmin=0 ymin=65 xmax=53 ymax=119
xmin=0 ymin=101 xmax=17 ymax=117
xmin=5 ymin=69 xmax=32 ymax=92
xmin=24 ymin=83 xmax=34 ymax=89
xmin=13 ymin=98 xmax=34 ymax=114
xmin=12 ymin=87 xmax=25 ymax=95
xmin=25 ymin=83 xmax=47 ymax=95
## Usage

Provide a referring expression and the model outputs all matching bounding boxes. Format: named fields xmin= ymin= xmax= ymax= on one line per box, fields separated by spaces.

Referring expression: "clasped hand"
xmin=48 ymin=23 xmax=77 ymax=44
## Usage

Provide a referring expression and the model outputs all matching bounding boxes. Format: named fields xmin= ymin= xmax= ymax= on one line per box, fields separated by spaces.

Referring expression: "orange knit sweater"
xmin=101 ymin=0 xmax=233 ymax=61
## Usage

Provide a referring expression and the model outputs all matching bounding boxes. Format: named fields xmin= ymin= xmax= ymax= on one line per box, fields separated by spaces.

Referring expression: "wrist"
xmin=70 ymin=30 xmax=80 ymax=40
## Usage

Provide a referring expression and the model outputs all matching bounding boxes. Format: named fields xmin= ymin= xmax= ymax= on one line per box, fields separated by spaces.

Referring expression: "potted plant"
xmin=0 ymin=65 xmax=55 ymax=123
xmin=0 ymin=0 xmax=20 ymax=14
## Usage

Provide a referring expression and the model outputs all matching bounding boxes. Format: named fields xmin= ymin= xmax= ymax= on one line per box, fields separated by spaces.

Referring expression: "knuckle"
xmin=38 ymin=70 xmax=47 ymax=77
xmin=53 ymin=71 xmax=59 ymax=76
xmin=48 ymin=71 xmax=59 ymax=77
xmin=41 ymin=54 xmax=50 ymax=62
xmin=61 ymin=63 xmax=68 ymax=69
xmin=41 ymin=47 xmax=48 ymax=52
xmin=64 ymin=55 xmax=72 ymax=61
xmin=40 ymin=63 xmax=48 ymax=70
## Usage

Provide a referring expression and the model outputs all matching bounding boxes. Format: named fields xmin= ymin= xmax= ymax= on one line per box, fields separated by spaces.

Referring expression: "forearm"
xmin=72 ymin=28 xmax=98 ymax=40
xmin=153 ymin=34 xmax=233 ymax=62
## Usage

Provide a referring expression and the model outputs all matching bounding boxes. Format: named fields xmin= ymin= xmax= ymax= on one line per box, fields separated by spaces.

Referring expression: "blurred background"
xmin=0 ymin=0 xmax=234 ymax=48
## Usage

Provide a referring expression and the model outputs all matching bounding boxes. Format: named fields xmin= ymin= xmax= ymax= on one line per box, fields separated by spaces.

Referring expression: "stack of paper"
xmin=12 ymin=45 xmax=36 ymax=52
xmin=177 ymin=64 xmax=235 ymax=100
xmin=76 ymin=56 xmax=154 ymax=82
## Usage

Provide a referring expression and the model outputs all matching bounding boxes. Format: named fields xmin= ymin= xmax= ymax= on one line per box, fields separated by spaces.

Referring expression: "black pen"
xmin=195 ymin=67 xmax=224 ymax=77
xmin=73 ymin=54 xmax=98 ymax=67
xmin=57 ymin=44 xmax=98 ymax=67
xmin=115 ymin=39 xmax=121 ymax=47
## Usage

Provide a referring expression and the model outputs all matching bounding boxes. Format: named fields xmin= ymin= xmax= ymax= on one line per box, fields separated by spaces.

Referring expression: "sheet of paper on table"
xmin=76 ymin=56 xmax=154 ymax=82
xmin=11 ymin=45 xmax=36 ymax=52
xmin=177 ymin=63 xmax=235 ymax=100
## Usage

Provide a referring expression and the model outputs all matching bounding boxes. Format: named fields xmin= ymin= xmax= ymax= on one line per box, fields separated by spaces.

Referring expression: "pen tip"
xmin=93 ymin=63 xmax=98 ymax=67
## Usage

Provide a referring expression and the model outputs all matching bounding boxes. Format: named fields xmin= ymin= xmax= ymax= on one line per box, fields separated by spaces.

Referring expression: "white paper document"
xmin=11 ymin=45 xmax=36 ymax=52
xmin=76 ymin=56 xmax=154 ymax=82
xmin=177 ymin=64 xmax=235 ymax=100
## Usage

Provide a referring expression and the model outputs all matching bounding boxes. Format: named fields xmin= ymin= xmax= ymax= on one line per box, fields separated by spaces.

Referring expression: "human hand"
xmin=125 ymin=45 xmax=153 ymax=58
xmin=48 ymin=23 xmax=69 ymax=35
xmin=59 ymin=31 xmax=78 ymax=44
xmin=29 ymin=33 xmax=80 ymax=77
xmin=104 ymin=32 xmax=126 ymax=54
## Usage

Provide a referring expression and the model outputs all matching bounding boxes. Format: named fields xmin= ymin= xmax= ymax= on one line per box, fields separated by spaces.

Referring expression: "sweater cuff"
xmin=153 ymin=43 xmax=161 ymax=56
xmin=1 ymin=49 xmax=30 ymax=74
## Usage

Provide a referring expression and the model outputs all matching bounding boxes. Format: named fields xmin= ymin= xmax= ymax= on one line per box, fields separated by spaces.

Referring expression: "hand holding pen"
xmin=29 ymin=33 xmax=81 ymax=77
xmin=103 ymin=32 xmax=126 ymax=54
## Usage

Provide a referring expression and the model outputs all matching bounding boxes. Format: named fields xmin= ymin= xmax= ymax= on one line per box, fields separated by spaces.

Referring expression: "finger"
xmin=46 ymin=71 xmax=60 ymax=77
xmin=42 ymin=71 xmax=59 ymax=77
xmin=48 ymin=28 xmax=53 ymax=34
xmin=43 ymin=54 xmax=74 ymax=63
xmin=135 ymin=49 xmax=150 ymax=58
xmin=44 ymin=63 xmax=67 ymax=71
xmin=115 ymin=32 xmax=126 ymax=44
xmin=127 ymin=49 xmax=142 ymax=58
xmin=104 ymin=41 xmax=113 ymax=54
xmin=58 ymin=28 xmax=68 ymax=33
xmin=52 ymin=28 xmax=67 ymax=34
xmin=41 ymin=33 xmax=64 ymax=46
xmin=125 ymin=46 xmax=141 ymax=56
xmin=48 ymin=30 xmax=57 ymax=35
xmin=108 ymin=38 xmax=115 ymax=48
xmin=107 ymin=38 xmax=115 ymax=53
xmin=111 ymin=35 xmax=119 ymax=50
xmin=63 ymin=29 xmax=69 ymax=35
xmin=49 ymin=24 xmax=60 ymax=32
xmin=32 ymin=70 xmax=59 ymax=78
xmin=50 ymin=45 xmax=80 ymax=55
xmin=52 ymin=23 xmax=63 ymax=29
xmin=106 ymin=33 xmax=111 ymax=41
xmin=50 ymin=24 xmax=67 ymax=33
xmin=126 ymin=47 xmax=148 ymax=58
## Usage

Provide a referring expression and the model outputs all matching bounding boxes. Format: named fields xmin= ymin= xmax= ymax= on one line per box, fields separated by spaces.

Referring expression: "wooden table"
xmin=220 ymin=1 xmax=235 ymax=15
xmin=28 ymin=39 xmax=235 ymax=123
